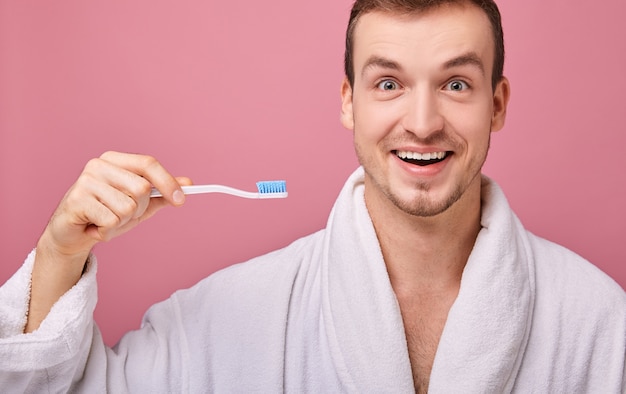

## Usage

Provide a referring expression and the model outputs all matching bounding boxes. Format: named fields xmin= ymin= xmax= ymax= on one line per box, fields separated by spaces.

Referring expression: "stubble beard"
xmin=389 ymin=179 xmax=465 ymax=217
xmin=355 ymin=132 xmax=491 ymax=218
xmin=365 ymin=169 xmax=466 ymax=217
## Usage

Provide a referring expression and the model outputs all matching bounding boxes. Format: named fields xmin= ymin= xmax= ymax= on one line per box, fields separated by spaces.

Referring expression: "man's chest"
xmin=397 ymin=294 xmax=456 ymax=393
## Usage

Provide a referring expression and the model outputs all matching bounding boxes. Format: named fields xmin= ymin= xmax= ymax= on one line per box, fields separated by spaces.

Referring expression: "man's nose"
xmin=401 ymin=88 xmax=444 ymax=138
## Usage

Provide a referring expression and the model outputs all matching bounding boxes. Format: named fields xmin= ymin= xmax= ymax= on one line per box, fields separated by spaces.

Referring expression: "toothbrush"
xmin=149 ymin=180 xmax=287 ymax=199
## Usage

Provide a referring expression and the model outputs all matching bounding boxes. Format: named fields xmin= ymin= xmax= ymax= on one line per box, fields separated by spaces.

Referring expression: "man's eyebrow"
xmin=361 ymin=55 xmax=403 ymax=78
xmin=443 ymin=52 xmax=485 ymax=75
xmin=361 ymin=53 xmax=485 ymax=78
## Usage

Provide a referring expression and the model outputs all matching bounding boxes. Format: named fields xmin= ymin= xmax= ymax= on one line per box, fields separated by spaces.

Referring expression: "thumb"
xmin=139 ymin=176 xmax=194 ymax=222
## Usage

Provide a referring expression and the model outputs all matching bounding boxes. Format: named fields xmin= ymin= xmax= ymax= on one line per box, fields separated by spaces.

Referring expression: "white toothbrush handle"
xmin=150 ymin=185 xmax=287 ymax=199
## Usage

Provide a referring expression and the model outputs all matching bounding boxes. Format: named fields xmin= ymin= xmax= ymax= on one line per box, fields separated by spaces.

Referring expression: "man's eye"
xmin=377 ymin=80 xmax=399 ymax=91
xmin=446 ymin=80 xmax=469 ymax=91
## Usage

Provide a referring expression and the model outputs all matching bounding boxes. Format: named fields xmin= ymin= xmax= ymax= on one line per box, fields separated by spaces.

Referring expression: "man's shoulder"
xmin=216 ymin=229 xmax=325 ymax=281
xmin=519 ymin=234 xmax=625 ymax=389
xmin=528 ymin=233 xmax=625 ymax=312
xmin=173 ymin=229 xmax=326 ymax=305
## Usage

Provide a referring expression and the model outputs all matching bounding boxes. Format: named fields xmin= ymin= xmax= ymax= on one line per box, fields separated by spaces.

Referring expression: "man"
xmin=1 ymin=0 xmax=624 ymax=392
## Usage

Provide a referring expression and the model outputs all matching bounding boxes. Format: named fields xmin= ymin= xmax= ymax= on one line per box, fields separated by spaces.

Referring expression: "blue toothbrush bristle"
xmin=256 ymin=180 xmax=287 ymax=194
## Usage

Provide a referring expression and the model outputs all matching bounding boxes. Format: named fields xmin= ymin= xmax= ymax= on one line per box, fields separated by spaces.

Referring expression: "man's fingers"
xmin=138 ymin=176 xmax=193 ymax=222
xmin=41 ymin=151 xmax=191 ymax=261
xmin=98 ymin=151 xmax=185 ymax=207
xmin=176 ymin=176 xmax=193 ymax=187
xmin=48 ymin=152 xmax=188 ymax=249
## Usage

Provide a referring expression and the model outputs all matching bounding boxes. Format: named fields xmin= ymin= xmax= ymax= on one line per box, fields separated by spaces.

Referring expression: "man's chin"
xmin=381 ymin=186 xmax=454 ymax=217
xmin=393 ymin=197 xmax=456 ymax=218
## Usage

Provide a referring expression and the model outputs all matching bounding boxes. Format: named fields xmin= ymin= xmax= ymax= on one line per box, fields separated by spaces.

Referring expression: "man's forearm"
xmin=24 ymin=236 xmax=90 ymax=333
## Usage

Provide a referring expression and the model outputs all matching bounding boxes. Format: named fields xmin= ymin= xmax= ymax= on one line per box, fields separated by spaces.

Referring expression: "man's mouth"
xmin=393 ymin=150 xmax=449 ymax=166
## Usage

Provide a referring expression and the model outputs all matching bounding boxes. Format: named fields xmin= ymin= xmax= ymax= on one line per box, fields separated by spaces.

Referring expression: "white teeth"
xmin=396 ymin=150 xmax=447 ymax=160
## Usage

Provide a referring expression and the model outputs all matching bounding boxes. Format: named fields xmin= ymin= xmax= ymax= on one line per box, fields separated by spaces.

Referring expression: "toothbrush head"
xmin=256 ymin=180 xmax=287 ymax=198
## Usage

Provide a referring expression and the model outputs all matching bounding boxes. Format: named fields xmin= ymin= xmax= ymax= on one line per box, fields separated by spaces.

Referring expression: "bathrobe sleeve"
xmin=0 ymin=250 xmax=191 ymax=393
xmin=0 ymin=250 xmax=100 ymax=392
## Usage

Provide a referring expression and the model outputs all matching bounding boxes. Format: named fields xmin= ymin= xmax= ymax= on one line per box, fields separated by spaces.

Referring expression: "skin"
xmin=340 ymin=4 xmax=510 ymax=391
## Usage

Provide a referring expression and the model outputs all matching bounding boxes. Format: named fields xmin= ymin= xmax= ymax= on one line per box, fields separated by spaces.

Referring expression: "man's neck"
xmin=365 ymin=180 xmax=482 ymax=296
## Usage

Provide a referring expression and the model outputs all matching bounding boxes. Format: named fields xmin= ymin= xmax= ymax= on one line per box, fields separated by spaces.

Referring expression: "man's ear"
xmin=340 ymin=77 xmax=355 ymax=131
xmin=491 ymin=76 xmax=511 ymax=132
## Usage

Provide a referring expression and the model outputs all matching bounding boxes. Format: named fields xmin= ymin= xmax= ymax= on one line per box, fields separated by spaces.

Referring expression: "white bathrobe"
xmin=1 ymin=168 xmax=625 ymax=393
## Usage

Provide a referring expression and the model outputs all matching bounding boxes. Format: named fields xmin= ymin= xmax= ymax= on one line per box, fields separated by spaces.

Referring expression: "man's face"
xmin=341 ymin=4 xmax=509 ymax=217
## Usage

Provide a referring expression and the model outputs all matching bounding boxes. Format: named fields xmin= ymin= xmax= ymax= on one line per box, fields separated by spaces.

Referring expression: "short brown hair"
xmin=344 ymin=0 xmax=505 ymax=90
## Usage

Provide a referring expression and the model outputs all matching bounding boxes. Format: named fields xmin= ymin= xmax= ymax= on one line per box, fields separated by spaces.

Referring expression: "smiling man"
xmin=1 ymin=0 xmax=624 ymax=393
xmin=339 ymin=4 xmax=511 ymax=390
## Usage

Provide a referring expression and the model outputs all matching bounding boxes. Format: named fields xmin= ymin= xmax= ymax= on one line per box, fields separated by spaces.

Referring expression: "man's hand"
xmin=25 ymin=151 xmax=191 ymax=333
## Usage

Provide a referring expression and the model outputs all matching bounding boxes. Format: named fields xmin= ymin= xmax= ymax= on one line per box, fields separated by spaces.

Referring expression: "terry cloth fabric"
xmin=1 ymin=167 xmax=624 ymax=393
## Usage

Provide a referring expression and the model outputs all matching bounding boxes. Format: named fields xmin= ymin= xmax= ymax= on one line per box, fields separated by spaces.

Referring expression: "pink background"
xmin=1 ymin=0 xmax=624 ymax=346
